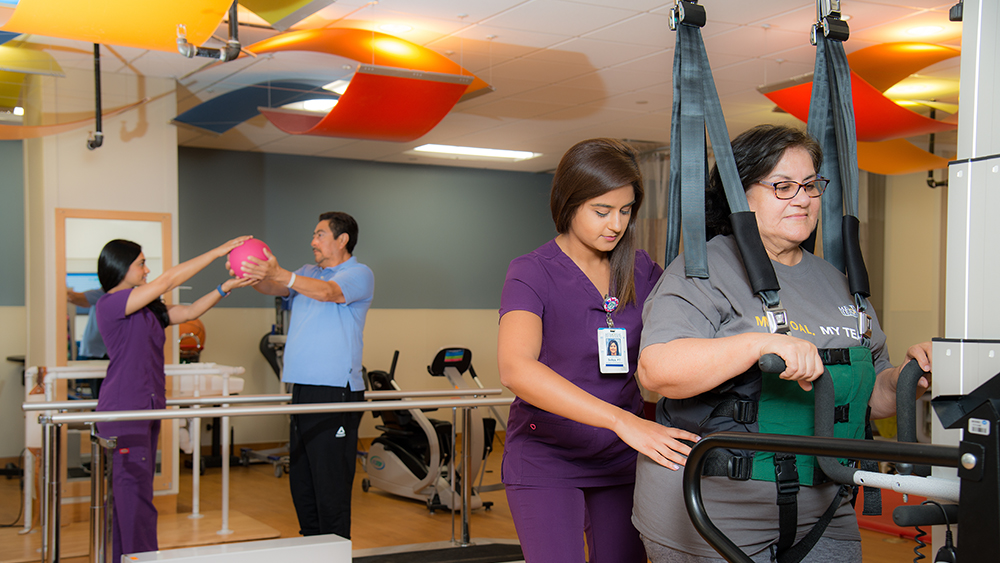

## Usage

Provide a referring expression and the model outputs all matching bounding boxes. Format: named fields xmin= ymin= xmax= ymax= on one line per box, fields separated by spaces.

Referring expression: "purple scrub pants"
xmin=506 ymin=481 xmax=646 ymax=563
xmin=100 ymin=419 xmax=161 ymax=563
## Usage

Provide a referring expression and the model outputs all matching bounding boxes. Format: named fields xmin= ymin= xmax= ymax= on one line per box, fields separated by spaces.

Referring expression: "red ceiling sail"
xmin=760 ymin=42 xmax=960 ymax=174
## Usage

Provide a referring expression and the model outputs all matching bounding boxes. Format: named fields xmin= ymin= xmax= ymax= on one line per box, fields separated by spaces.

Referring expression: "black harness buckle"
xmin=728 ymin=455 xmax=753 ymax=481
xmin=774 ymin=454 xmax=800 ymax=495
xmin=733 ymin=400 xmax=758 ymax=424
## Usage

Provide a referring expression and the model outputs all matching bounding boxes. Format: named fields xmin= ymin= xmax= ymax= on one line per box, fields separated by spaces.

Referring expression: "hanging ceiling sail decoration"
xmin=246 ymin=28 xmax=491 ymax=142
xmin=759 ymin=42 xmax=960 ymax=174
xmin=239 ymin=0 xmax=336 ymax=32
xmin=173 ymin=80 xmax=339 ymax=134
xmin=0 ymin=0 xmax=233 ymax=52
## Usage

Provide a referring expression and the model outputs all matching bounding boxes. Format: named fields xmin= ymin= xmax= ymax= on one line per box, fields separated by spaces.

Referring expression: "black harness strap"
xmin=776 ymin=485 xmax=852 ymax=563
xmin=773 ymin=454 xmax=800 ymax=556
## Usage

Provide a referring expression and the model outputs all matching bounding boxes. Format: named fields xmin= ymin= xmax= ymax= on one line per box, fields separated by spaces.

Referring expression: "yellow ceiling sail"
xmin=240 ymin=0 xmax=335 ymax=31
xmin=0 ymin=70 xmax=26 ymax=107
xmin=0 ymin=43 xmax=63 ymax=76
xmin=0 ymin=0 xmax=233 ymax=52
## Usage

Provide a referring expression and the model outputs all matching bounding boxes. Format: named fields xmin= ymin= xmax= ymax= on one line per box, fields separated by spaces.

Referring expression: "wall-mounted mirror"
xmin=56 ymin=209 xmax=172 ymax=367
xmin=55 ymin=208 xmax=174 ymax=494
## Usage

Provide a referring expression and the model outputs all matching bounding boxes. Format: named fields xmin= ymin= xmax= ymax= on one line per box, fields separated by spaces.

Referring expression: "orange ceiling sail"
xmin=247 ymin=28 xmax=492 ymax=100
xmin=0 ymin=99 xmax=147 ymax=140
xmin=846 ymin=42 xmax=960 ymax=93
xmin=857 ymin=138 xmax=950 ymax=176
xmin=247 ymin=28 xmax=491 ymax=142
xmin=0 ymin=0 xmax=232 ymax=52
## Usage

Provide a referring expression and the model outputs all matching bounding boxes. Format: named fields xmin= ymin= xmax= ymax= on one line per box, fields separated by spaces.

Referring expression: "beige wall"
xmin=18 ymin=69 xmax=180 ymax=460
xmin=196 ymin=308 xmax=510 ymax=442
xmin=23 ymin=68 xmax=179 ymax=368
xmin=0 ymin=307 xmax=27 ymax=457
xmin=881 ymin=172 xmax=946 ymax=363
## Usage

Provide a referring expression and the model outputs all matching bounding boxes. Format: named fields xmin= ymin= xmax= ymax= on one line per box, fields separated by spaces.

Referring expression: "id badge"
xmin=598 ymin=327 xmax=628 ymax=374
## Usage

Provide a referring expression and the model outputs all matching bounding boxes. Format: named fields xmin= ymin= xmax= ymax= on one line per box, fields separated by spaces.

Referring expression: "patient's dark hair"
xmin=320 ymin=212 xmax=359 ymax=254
xmin=705 ymin=125 xmax=822 ymax=238
xmin=98 ymin=239 xmax=169 ymax=328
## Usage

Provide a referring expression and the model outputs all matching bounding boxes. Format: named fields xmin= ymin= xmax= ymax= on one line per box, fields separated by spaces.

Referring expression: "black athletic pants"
xmin=289 ymin=383 xmax=364 ymax=538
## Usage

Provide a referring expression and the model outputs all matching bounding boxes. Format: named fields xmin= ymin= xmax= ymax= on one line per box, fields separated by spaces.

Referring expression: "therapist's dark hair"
xmin=550 ymin=138 xmax=645 ymax=306
xmin=705 ymin=124 xmax=822 ymax=238
xmin=97 ymin=239 xmax=169 ymax=328
xmin=320 ymin=211 xmax=359 ymax=254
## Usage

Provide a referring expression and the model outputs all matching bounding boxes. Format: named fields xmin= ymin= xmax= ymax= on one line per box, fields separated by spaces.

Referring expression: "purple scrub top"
xmin=95 ymin=288 xmax=167 ymax=412
xmin=499 ymin=239 xmax=663 ymax=487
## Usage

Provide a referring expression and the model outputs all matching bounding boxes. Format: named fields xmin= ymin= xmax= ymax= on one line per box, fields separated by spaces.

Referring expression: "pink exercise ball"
xmin=229 ymin=239 xmax=271 ymax=278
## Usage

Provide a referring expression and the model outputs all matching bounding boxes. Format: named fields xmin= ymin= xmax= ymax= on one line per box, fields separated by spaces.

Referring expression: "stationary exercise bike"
xmin=361 ymin=348 xmax=497 ymax=512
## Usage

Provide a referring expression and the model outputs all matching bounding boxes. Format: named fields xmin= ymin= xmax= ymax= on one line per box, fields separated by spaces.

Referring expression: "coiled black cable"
xmin=913 ymin=524 xmax=928 ymax=562
xmin=1 ymin=449 xmax=25 ymax=528
xmin=912 ymin=499 xmax=954 ymax=563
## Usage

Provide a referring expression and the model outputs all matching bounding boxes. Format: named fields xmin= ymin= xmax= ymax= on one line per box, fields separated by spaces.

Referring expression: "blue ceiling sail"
xmin=173 ymin=80 xmax=339 ymax=135
xmin=0 ymin=31 xmax=21 ymax=45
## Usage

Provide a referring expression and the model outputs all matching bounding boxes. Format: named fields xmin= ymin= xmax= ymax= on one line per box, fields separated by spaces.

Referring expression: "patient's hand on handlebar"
xmin=758 ymin=334 xmax=825 ymax=392
xmin=904 ymin=341 xmax=933 ymax=396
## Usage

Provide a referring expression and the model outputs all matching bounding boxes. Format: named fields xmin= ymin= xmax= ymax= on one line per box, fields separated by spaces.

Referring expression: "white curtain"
xmin=631 ymin=142 xmax=671 ymax=269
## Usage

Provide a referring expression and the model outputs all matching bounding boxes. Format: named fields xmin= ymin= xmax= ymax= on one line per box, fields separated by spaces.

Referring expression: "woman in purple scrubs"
xmin=95 ymin=236 xmax=252 ymax=562
xmin=497 ymin=139 xmax=699 ymax=562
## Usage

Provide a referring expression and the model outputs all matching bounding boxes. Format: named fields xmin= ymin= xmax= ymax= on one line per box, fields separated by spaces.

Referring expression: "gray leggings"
xmin=641 ymin=534 xmax=862 ymax=563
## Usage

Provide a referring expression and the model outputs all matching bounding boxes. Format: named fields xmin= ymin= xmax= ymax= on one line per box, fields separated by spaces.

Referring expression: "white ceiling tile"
xmin=523 ymin=37 xmax=662 ymax=69
xmin=8 ymin=0 xmax=971 ymax=171
xmin=486 ymin=0 xmax=640 ymax=37
xmin=583 ymin=12 xmax=677 ymax=48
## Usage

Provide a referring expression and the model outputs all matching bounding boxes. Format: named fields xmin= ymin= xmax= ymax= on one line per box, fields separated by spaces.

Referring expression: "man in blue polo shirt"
xmin=239 ymin=211 xmax=374 ymax=539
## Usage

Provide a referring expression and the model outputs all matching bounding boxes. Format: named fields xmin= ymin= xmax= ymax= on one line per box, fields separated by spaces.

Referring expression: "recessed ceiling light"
xmin=379 ymin=24 xmax=413 ymax=34
xmin=410 ymin=144 xmax=541 ymax=162
xmin=907 ymin=26 xmax=944 ymax=37
xmin=13 ymin=106 xmax=24 ymax=116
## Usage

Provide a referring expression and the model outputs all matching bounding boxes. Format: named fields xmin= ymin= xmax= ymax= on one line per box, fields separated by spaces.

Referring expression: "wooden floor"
xmin=0 ymin=434 xmax=922 ymax=562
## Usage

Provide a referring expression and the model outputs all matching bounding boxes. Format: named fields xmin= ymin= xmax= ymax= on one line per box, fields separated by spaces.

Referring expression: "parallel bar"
xmin=23 ymin=388 xmax=504 ymax=411
xmin=461 ymin=407 xmax=473 ymax=546
xmin=42 ymin=396 xmax=512 ymax=561
xmin=42 ymin=397 xmax=514 ymax=425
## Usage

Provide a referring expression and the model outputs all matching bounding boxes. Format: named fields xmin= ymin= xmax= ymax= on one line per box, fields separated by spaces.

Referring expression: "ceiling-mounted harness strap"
xmin=806 ymin=3 xmax=873 ymax=345
xmin=667 ymin=1 xmax=710 ymax=277
xmin=668 ymin=1 xmax=788 ymax=332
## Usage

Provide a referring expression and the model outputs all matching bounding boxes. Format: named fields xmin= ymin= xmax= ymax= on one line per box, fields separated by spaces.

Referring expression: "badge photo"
xmin=598 ymin=327 xmax=628 ymax=374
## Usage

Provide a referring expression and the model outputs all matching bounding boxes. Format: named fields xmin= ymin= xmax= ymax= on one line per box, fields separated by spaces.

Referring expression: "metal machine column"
xmin=936 ymin=0 xmax=1000 ymax=557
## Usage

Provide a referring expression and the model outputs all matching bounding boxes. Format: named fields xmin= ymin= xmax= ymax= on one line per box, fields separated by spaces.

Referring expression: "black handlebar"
xmin=684 ymin=433 xmax=960 ymax=563
xmin=684 ymin=355 xmax=935 ymax=560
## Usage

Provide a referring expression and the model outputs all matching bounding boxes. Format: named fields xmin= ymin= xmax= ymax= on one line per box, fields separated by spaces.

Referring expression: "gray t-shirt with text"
xmin=634 ymin=235 xmax=891 ymax=557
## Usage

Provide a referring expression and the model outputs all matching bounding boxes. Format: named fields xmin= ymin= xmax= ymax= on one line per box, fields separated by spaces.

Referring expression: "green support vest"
xmin=751 ymin=346 xmax=877 ymax=486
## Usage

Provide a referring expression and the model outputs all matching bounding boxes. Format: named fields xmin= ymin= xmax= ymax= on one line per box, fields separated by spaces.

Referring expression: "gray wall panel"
xmin=179 ymin=147 xmax=271 ymax=308
xmin=180 ymin=148 xmax=555 ymax=309
xmin=0 ymin=140 xmax=24 ymax=306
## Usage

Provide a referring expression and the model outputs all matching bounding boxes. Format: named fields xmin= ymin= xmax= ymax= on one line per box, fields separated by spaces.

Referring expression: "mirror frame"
xmin=56 ymin=208 xmax=174 ymax=367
